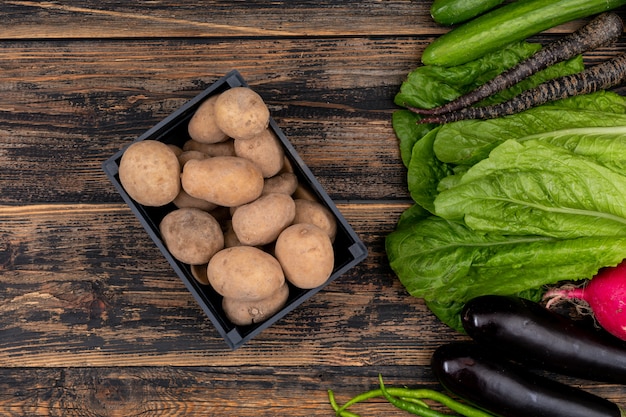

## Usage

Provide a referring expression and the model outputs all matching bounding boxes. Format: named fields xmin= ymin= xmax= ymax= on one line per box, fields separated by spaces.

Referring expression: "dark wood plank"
xmin=1 ymin=0 xmax=617 ymax=40
xmin=3 ymin=37 xmax=626 ymax=205
xmin=0 ymin=37 xmax=419 ymax=204
xmin=0 ymin=366 xmax=439 ymax=417
xmin=0 ymin=202 xmax=460 ymax=367
xmin=0 ymin=0 xmax=435 ymax=39
xmin=0 ymin=366 xmax=625 ymax=416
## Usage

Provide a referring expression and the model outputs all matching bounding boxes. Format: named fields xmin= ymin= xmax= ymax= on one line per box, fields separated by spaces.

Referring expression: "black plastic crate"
xmin=102 ymin=70 xmax=368 ymax=349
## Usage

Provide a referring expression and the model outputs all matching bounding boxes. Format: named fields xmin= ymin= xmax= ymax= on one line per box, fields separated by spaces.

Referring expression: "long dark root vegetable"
xmin=413 ymin=12 xmax=623 ymax=116
xmin=418 ymin=52 xmax=626 ymax=124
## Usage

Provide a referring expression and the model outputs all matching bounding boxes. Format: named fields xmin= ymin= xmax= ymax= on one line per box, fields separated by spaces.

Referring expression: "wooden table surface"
xmin=2 ymin=1 xmax=626 ymax=416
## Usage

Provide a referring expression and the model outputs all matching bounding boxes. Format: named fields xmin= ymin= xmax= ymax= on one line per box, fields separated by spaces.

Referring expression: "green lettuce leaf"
xmin=392 ymin=110 xmax=434 ymax=168
xmin=434 ymin=140 xmax=626 ymax=238
xmin=394 ymin=42 xmax=542 ymax=110
xmin=386 ymin=214 xmax=626 ymax=332
xmin=433 ymin=91 xmax=626 ymax=165
xmin=517 ymin=126 xmax=626 ymax=173
xmin=392 ymin=42 xmax=584 ymax=167
xmin=406 ymin=127 xmax=454 ymax=213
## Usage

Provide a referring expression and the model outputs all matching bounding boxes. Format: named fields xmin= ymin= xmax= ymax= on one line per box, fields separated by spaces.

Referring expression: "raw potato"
xmin=232 ymin=193 xmax=296 ymax=246
xmin=173 ymin=151 xmax=216 ymax=211
xmin=190 ymin=263 xmax=209 ymax=285
xmin=172 ymin=189 xmax=217 ymax=211
xmin=118 ymin=140 xmax=181 ymax=206
xmin=159 ymin=208 xmax=224 ymax=265
xmin=183 ymin=139 xmax=236 ymax=157
xmin=177 ymin=150 xmax=207 ymax=166
xmin=214 ymin=87 xmax=270 ymax=140
xmin=234 ymin=128 xmax=284 ymax=178
xmin=181 ymin=156 xmax=264 ymax=207
xmin=293 ymin=198 xmax=337 ymax=241
xmin=207 ymin=246 xmax=285 ymax=301
xmin=275 ymin=223 xmax=334 ymax=289
xmin=222 ymin=282 xmax=289 ymax=326
xmin=262 ymin=172 xmax=299 ymax=196
xmin=167 ymin=144 xmax=183 ymax=156
xmin=293 ymin=182 xmax=319 ymax=202
xmin=221 ymin=220 xmax=243 ymax=248
xmin=188 ymin=95 xmax=230 ymax=144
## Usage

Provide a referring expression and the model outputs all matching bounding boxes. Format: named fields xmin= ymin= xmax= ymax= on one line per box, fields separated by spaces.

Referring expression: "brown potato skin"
xmin=275 ymin=223 xmax=334 ymax=289
xmin=181 ymin=156 xmax=264 ymax=207
xmin=207 ymin=246 xmax=285 ymax=301
xmin=172 ymin=189 xmax=217 ymax=211
xmin=159 ymin=208 xmax=224 ymax=265
xmin=177 ymin=150 xmax=208 ymax=166
xmin=119 ymin=140 xmax=181 ymax=207
xmin=262 ymin=172 xmax=299 ymax=196
xmin=183 ymin=139 xmax=236 ymax=157
xmin=172 ymin=151 xmax=216 ymax=211
xmin=187 ymin=95 xmax=230 ymax=144
xmin=222 ymin=282 xmax=289 ymax=326
xmin=293 ymin=199 xmax=337 ymax=242
xmin=231 ymin=193 xmax=296 ymax=246
xmin=214 ymin=87 xmax=270 ymax=140
xmin=190 ymin=263 xmax=210 ymax=285
xmin=234 ymin=128 xmax=284 ymax=178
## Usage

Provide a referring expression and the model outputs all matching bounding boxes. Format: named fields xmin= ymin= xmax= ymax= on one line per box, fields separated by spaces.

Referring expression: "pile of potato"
xmin=118 ymin=86 xmax=337 ymax=326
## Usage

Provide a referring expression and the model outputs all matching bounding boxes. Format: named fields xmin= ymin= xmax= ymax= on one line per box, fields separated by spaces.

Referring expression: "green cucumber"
xmin=422 ymin=0 xmax=626 ymax=67
xmin=430 ymin=0 xmax=505 ymax=26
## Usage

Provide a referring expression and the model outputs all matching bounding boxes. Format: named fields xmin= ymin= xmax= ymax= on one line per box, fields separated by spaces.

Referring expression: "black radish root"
xmin=419 ymin=52 xmax=626 ymax=124
xmin=412 ymin=12 xmax=623 ymax=116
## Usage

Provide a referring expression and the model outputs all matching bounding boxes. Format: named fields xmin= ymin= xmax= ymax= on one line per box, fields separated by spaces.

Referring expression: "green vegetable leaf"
xmin=394 ymin=42 xmax=542 ymax=110
xmin=386 ymin=215 xmax=626 ymax=331
xmin=433 ymin=92 xmax=626 ymax=165
xmin=391 ymin=110 xmax=434 ymax=168
xmin=434 ymin=140 xmax=626 ymax=238
xmin=406 ymin=127 xmax=455 ymax=213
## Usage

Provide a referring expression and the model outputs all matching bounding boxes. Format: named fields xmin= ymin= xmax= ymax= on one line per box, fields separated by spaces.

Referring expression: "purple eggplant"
xmin=431 ymin=342 xmax=625 ymax=417
xmin=461 ymin=295 xmax=626 ymax=383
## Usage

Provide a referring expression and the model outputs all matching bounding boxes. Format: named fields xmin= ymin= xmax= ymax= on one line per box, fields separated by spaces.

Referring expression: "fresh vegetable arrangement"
xmin=413 ymin=12 xmax=624 ymax=116
xmin=329 ymin=296 xmax=626 ymax=417
xmin=461 ymin=295 xmax=626 ymax=384
xmin=432 ymin=296 xmax=626 ymax=417
xmin=327 ymin=2 xmax=626 ymax=415
xmin=422 ymin=0 xmax=626 ymax=66
xmin=386 ymin=2 xmax=626 ymax=333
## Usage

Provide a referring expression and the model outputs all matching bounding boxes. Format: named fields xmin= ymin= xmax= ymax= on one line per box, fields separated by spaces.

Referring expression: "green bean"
xmin=328 ymin=390 xmax=362 ymax=417
xmin=378 ymin=376 xmax=458 ymax=417
xmin=334 ymin=387 xmax=431 ymax=413
xmin=378 ymin=375 xmax=496 ymax=417
xmin=329 ymin=375 xmax=496 ymax=417
xmin=400 ymin=397 xmax=431 ymax=408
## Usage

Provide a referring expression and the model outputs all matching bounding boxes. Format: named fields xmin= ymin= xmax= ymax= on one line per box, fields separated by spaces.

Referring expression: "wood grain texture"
xmin=0 ymin=366 xmax=624 ymax=417
xmin=2 ymin=37 xmax=625 ymax=205
xmin=2 ymin=0 xmax=626 ymax=415
xmin=1 ymin=0 xmax=619 ymax=40
xmin=0 ymin=0 xmax=435 ymax=39
xmin=1 ymin=202 xmax=451 ymax=367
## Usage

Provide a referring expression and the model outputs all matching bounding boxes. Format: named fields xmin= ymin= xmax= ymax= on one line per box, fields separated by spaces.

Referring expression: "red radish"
xmin=544 ymin=261 xmax=626 ymax=341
